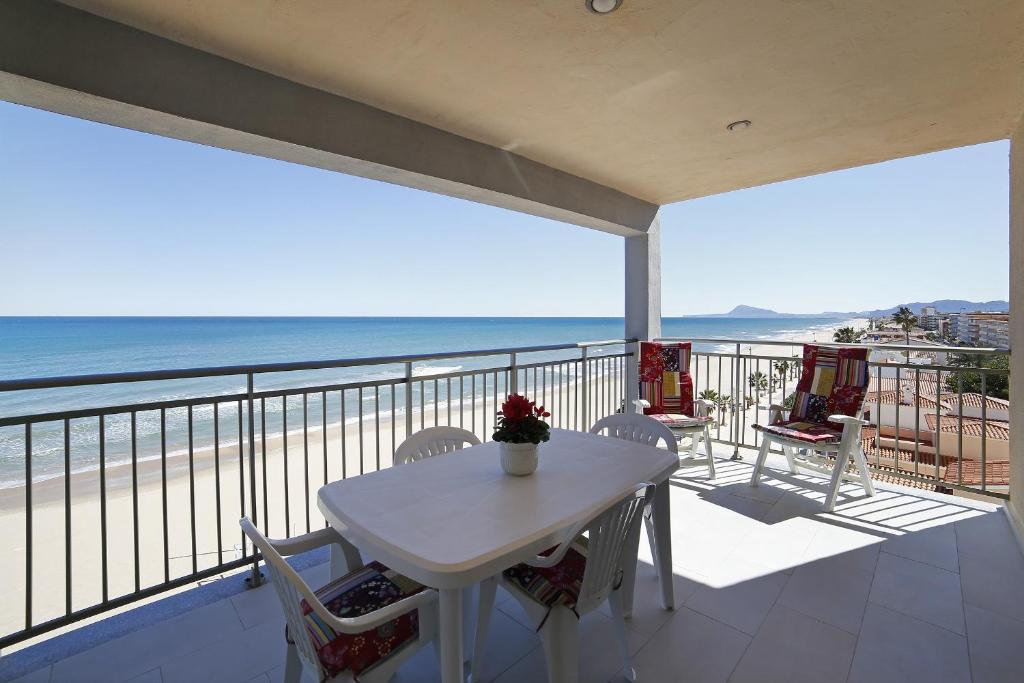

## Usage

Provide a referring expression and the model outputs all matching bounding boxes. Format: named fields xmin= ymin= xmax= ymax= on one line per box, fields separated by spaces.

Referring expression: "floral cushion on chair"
xmin=787 ymin=345 xmax=869 ymax=427
xmin=503 ymin=542 xmax=588 ymax=610
xmin=639 ymin=341 xmax=695 ymax=417
xmin=298 ymin=561 xmax=427 ymax=678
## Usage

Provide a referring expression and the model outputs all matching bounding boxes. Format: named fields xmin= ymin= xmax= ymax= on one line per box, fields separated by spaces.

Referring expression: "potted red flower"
xmin=493 ymin=394 xmax=551 ymax=475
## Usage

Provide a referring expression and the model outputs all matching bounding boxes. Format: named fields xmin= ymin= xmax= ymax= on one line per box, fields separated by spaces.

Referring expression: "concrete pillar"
xmin=624 ymin=213 xmax=662 ymax=412
xmin=1009 ymin=116 xmax=1024 ymax=542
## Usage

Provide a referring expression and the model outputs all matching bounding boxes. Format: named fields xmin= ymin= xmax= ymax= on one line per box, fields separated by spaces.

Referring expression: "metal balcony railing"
xmin=0 ymin=336 xmax=1009 ymax=650
xmin=0 ymin=339 xmax=632 ymax=649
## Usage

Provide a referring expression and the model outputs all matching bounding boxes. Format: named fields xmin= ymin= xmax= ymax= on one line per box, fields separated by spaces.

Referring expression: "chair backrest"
xmin=394 ymin=426 xmax=481 ymax=465
xmin=589 ymin=413 xmax=679 ymax=454
xmin=788 ymin=344 xmax=870 ymax=427
xmin=576 ymin=482 xmax=656 ymax=614
xmin=638 ymin=341 xmax=695 ymax=416
xmin=239 ymin=518 xmax=326 ymax=677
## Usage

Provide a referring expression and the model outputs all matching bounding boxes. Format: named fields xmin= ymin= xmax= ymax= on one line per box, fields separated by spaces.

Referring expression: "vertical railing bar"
xmin=64 ymin=417 xmax=72 ymax=614
xmin=716 ymin=355 xmax=722 ymax=440
xmin=419 ymin=382 xmax=425 ymax=431
xmin=875 ymin=365 xmax=882 ymax=468
xmin=404 ymin=362 xmax=413 ymax=441
xmin=472 ymin=374 xmax=477 ymax=437
xmin=957 ymin=374 xmax=964 ymax=485
xmin=246 ymin=374 xmax=260 ymax=570
xmin=391 ymin=384 xmax=397 ymax=461
xmin=935 ymin=369 xmax=942 ymax=484
xmin=161 ymin=408 xmax=169 ymax=583
xmin=894 ymin=366 xmax=901 ymax=472
xmin=187 ymin=406 xmax=197 ymax=575
xmin=914 ymin=369 xmax=921 ymax=477
xmin=447 ymin=377 xmax=452 ymax=426
xmin=433 ymin=378 xmax=439 ymax=427
xmin=375 ymin=385 xmax=381 ymax=472
xmin=581 ymin=347 xmax=589 ymax=429
xmin=131 ymin=412 xmax=140 ymax=593
xmin=358 ymin=387 xmax=365 ymax=476
xmin=459 ymin=376 xmax=465 ymax=429
xmin=260 ymin=397 xmax=268 ymax=536
xmin=341 ymin=390 xmax=347 ymax=481
xmin=981 ymin=371 xmax=988 ymax=491
xmin=25 ymin=423 xmax=32 ymax=629
xmin=236 ymin=399 xmax=245 ymax=554
xmin=302 ymin=393 xmax=310 ymax=534
xmin=493 ymin=371 xmax=499 ymax=437
xmin=733 ymin=343 xmax=741 ymax=459
xmin=283 ymin=397 xmax=291 ymax=537
xmin=322 ymin=391 xmax=328 ymax=493
xmin=214 ymin=403 xmax=223 ymax=566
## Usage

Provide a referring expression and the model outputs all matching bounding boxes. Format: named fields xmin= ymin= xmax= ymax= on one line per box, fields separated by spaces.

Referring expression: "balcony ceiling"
xmin=60 ymin=0 xmax=1024 ymax=205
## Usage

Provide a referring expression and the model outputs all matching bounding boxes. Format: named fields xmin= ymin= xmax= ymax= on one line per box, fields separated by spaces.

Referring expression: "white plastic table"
xmin=317 ymin=428 xmax=679 ymax=683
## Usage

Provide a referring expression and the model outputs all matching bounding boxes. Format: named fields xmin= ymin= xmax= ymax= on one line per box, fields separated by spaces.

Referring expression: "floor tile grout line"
xmin=953 ymin=521 xmax=976 ymax=683
xmin=845 ymin=535 xmax=883 ymax=683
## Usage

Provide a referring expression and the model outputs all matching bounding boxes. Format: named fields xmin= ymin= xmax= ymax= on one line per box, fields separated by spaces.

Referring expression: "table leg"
xmin=328 ymin=535 xmax=363 ymax=580
xmin=439 ymin=587 xmax=465 ymax=683
xmin=651 ymin=481 xmax=675 ymax=610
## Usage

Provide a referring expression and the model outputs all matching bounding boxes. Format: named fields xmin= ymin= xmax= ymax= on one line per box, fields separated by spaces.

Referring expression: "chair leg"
xmin=538 ymin=606 xmax=579 ymax=683
xmin=644 ymin=509 xmax=660 ymax=584
xmin=824 ymin=446 xmax=852 ymax=512
xmin=853 ymin=446 xmax=876 ymax=497
xmin=750 ymin=438 xmax=772 ymax=487
xmin=703 ymin=426 xmax=716 ymax=480
xmin=284 ymin=642 xmax=303 ymax=683
xmin=608 ymin=589 xmax=636 ymax=683
xmin=781 ymin=445 xmax=799 ymax=473
xmin=471 ymin=577 xmax=498 ymax=683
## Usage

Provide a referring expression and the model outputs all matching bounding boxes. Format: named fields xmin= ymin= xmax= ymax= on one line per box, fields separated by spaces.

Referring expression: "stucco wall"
xmin=1010 ymin=115 xmax=1024 ymax=529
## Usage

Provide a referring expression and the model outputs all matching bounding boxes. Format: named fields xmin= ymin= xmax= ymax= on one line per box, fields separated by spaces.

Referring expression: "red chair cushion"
xmin=648 ymin=413 xmax=713 ymax=429
xmin=299 ymin=561 xmax=427 ymax=678
xmin=503 ymin=544 xmax=588 ymax=610
xmin=753 ymin=420 xmax=843 ymax=444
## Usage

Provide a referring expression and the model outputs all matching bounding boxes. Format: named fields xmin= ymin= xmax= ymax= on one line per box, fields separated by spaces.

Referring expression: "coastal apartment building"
xmin=949 ymin=311 xmax=1010 ymax=348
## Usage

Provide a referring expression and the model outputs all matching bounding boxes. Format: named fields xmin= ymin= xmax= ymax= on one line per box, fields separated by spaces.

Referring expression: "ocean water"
xmin=0 ymin=316 xmax=845 ymax=484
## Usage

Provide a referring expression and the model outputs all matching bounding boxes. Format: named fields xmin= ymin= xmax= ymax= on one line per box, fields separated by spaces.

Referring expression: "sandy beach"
xmin=1 ymin=319 xmax=866 ymax=646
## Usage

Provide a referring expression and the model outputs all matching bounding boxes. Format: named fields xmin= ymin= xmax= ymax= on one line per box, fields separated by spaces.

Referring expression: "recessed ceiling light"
xmin=727 ymin=120 xmax=752 ymax=131
xmin=586 ymin=0 xmax=622 ymax=15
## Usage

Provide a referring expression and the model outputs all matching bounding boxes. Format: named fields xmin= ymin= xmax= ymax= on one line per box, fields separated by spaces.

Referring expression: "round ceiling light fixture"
xmin=727 ymin=120 xmax=752 ymax=132
xmin=586 ymin=0 xmax=622 ymax=15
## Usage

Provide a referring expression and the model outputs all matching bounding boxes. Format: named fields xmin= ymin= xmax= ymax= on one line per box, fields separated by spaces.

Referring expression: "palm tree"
xmin=891 ymin=306 xmax=919 ymax=344
xmin=748 ymin=371 xmax=769 ymax=395
xmin=833 ymin=326 xmax=862 ymax=343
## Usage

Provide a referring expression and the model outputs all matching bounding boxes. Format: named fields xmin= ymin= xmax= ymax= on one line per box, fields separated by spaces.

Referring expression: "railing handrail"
xmin=0 ymin=338 xmax=637 ymax=393
xmin=656 ymin=336 xmax=1008 ymax=355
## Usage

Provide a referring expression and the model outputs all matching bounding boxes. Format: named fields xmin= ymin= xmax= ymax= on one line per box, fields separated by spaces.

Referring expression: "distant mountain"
xmin=699 ymin=300 xmax=1009 ymax=318
xmin=703 ymin=305 xmax=819 ymax=318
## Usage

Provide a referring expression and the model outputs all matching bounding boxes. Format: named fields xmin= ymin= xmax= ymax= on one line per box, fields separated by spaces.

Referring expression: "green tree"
xmin=891 ymin=306 xmax=919 ymax=344
xmin=944 ymin=353 xmax=1009 ymax=400
xmin=833 ymin=326 xmax=863 ymax=343
xmin=748 ymin=371 xmax=769 ymax=395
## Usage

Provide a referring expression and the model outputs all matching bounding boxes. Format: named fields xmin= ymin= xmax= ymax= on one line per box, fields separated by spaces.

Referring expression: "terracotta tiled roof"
xmin=924 ymin=414 xmax=1010 ymax=440
xmin=942 ymin=460 xmax=1009 ymax=487
xmin=954 ymin=393 xmax=1010 ymax=411
xmin=864 ymin=390 xmax=942 ymax=409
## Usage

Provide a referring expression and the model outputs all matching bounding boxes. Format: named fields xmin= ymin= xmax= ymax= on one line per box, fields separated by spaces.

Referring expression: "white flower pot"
xmin=499 ymin=441 xmax=539 ymax=476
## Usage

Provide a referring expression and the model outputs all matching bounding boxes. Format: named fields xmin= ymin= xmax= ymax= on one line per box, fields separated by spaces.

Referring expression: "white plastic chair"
xmin=471 ymin=483 xmax=656 ymax=683
xmin=240 ymin=518 xmax=439 ymax=683
xmin=633 ymin=397 xmax=717 ymax=479
xmin=590 ymin=413 xmax=677 ymax=589
xmin=394 ymin=425 xmax=481 ymax=465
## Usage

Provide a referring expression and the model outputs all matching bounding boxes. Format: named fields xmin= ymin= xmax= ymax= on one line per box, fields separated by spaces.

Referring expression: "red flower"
xmin=500 ymin=394 xmax=535 ymax=420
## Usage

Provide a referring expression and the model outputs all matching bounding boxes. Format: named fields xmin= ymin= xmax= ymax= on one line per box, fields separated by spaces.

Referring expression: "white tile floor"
xmin=11 ymin=447 xmax=1024 ymax=683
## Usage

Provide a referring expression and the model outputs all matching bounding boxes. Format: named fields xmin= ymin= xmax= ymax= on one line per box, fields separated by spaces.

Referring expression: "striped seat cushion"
xmin=503 ymin=542 xmax=588 ymax=610
xmin=753 ymin=420 xmax=843 ymax=444
xmin=298 ymin=561 xmax=427 ymax=678
xmin=648 ymin=413 xmax=713 ymax=429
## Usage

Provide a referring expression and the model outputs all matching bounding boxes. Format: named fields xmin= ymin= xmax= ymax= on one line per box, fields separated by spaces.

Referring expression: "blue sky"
xmin=0 ymin=100 xmax=1010 ymax=316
